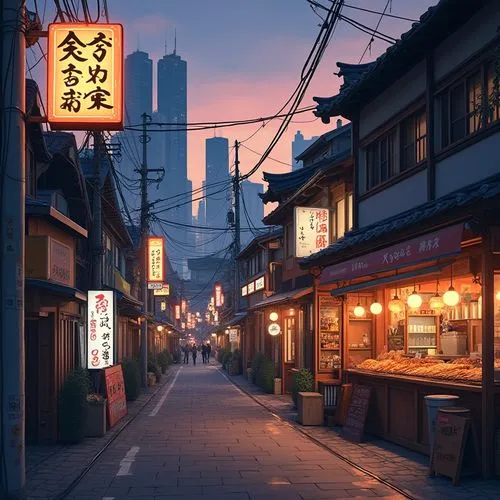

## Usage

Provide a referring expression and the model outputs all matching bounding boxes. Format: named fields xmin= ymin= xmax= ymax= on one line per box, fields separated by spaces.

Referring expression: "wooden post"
xmin=481 ymin=227 xmax=494 ymax=478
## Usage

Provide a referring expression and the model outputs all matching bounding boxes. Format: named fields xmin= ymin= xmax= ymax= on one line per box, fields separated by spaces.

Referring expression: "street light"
xmin=157 ymin=325 xmax=164 ymax=332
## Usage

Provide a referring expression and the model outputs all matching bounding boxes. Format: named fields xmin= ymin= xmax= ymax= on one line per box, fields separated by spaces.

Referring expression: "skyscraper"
xmin=204 ymin=137 xmax=230 ymax=254
xmin=157 ymin=46 xmax=192 ymax=278
xmin=292 ymin=131 xmax=319 ymax=170
xmin=240 ymin=180 xmax=264 ymax=247
xmin=125 ymin=50 xmax=153 ymax=126
xmin=116 ymin=50 xmax=153 ymax=214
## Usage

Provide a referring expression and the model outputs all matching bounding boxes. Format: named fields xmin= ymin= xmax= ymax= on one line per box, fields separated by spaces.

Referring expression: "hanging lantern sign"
xmin=87 ymin=290 xmax=115 ymax=369
xmin=175 ymin=304 xmax=181 ymax=320
xmin=147 ymin=237 xmax=164 ymax=283
xmin=47 ymin=23 xmax=124 ymax=130
xmin=181 ymin=299 xmax=187 ymax=314
xmin=153 ymin=283 xmax=170 ymax=296
xmin=160 ymin=301 xmax=166 ymax=311
xmin=214 ymin=283 xmax=223 ymax=307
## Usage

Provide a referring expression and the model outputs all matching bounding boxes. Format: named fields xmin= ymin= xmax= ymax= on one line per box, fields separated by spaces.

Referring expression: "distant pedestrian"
xmin=183 ymin=345 xmax=189 ymax=364
xmin=191 ymin=344 xmax=198 ymax=365
xmin=206 ymin=343 xmax=212 ymax=364
xmin=201 ymin=344 xmax=207 ymax=364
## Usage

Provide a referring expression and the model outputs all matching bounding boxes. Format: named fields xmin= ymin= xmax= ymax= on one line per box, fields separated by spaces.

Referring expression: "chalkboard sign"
xmin=342 ymin=384 xmax=371 ymax=442
xmin=104 ymin=364 xmax=128 ymax=428
xmin=430 ymin=411 xmax=479 ymax=485
xmin=334 ymin=383 xmax=352 ymax=426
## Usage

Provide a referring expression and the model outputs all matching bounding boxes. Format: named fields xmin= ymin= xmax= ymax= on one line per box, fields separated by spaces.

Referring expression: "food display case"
xmin=317 ymin=294 xmax=342 ymax=378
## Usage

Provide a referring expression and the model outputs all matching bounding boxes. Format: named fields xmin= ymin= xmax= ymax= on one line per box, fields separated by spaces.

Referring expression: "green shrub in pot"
xmin=257 ymin=358 xmax=275 ymax=393
xmin=58 ymin=367 xmax=89 ymax=443
xmin=122 ymin=358 xmax=141 ymax=401
xmin=291 ymin=368 xmax=314 ymax=407
xmin=251 ymin=352 xmax=265 ymax=384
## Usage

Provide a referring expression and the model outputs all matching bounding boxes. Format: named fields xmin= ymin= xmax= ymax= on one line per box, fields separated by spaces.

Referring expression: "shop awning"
xmin=330 ymin=263 xmax=446 ymax=296
xmin=226 ymin=311 xmax=248 ymax=326
xmin=321 ymin=223 xmax=463 ymax=285
xmin=26 ymin=279 xmax=87 ymax=301
xmin=250 ymin=287 xmax=313 ymax=311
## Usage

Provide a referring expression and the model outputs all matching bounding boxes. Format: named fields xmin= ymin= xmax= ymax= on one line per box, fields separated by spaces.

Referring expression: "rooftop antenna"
xmin=136 ymin=33 xmax=140 ymax=51
xmin=174 ymin=28 xmax=177 ymax=55
xmin=164 ymin=38 xmax=167 ymax=56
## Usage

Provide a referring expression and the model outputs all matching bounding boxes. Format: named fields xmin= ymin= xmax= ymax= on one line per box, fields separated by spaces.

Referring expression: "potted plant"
xmin=58 ymin=368 xmax=89 ymax=444
xmin=85 ymin=393 xmax=107 ymax=437
xmin=291 ymin=368 xmax=315 ymax=408
xmin=122 ymin=358 xmax=141 ymax=401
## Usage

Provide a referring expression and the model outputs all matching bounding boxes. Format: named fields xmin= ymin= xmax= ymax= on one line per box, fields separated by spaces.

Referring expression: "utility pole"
xmin=233 ymin=140 xmax=241 ymax=313
xmin=139 ymin=112 xmax=150 ymax=388
xmin=92 ymin=132 xmax=103 ymax=289
xmin=1 ymin=0 xmax=26 ymax=496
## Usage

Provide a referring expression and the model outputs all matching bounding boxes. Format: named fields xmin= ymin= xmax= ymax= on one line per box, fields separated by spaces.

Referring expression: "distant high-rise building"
xmin=125 ymin=50 xmax=153 ymax=126
xmin=204 ymin=137 xmax=230 ymax=254
xmin=117 ymin=50 xmax=153 ymax=214
xmin=240 ymin=180 xmax=264 ymax=247
xmin=157 ymin=45 xmax=191 ymax=278
xmin=292 ymin=131 xmax=319 ymax=170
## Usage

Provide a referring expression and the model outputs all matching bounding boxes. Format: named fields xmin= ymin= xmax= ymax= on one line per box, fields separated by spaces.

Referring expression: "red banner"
xmin=104 ymin=364 xmax=127 ymax=427
xmin=321 ymin=224 xmax=463 ymax=284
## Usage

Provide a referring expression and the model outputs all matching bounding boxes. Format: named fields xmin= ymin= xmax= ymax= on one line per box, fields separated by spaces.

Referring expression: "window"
xmin=347 ymin=193 xmax=353 ymax=231
xmin=336 ymin=199 xmax=345 ymax=240
xmin=366 ymin=129 xmax=396 ymax=190
xmin=487 ymin=61 xmax=500 ymax=124
xmin=401 ymin=109 xmax=427 ymax=171
xmin=438 ymin=61 xmax=500 ymax=150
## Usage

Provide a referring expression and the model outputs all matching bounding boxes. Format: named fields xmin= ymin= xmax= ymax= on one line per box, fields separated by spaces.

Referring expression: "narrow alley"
xmin=62 ymin=365 xmax=402 ymax=500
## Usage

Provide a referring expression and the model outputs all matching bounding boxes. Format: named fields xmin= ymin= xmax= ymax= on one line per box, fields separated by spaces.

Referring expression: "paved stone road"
xmin=65 ymin=364 xmax=404 ymax=499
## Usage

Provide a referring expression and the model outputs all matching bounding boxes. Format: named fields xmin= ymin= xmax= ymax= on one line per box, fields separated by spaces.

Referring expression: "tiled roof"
xmin=313 ymin=0 xmax=490 ymax=121
xmin=301 ymin=172 xmax=500 ymax=266
xmin=260 ymin=149 xmax=350 ymax=203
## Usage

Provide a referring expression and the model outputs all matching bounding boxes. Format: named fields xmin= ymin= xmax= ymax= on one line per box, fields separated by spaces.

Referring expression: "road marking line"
xmin=149 ymin=366 xmax=182 ymax=417
xmin=116 ymin=446 xmax=140 ymax=476
xmin=218 ymin=369 xmax=247 ymax=397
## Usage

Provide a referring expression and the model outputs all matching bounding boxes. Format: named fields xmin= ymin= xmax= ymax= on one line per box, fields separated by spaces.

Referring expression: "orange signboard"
xmin=147 ymin=236 xmax=164 ymax=283
xmin=103 ymin=364 xmax=127 ymax=427
xmin=47 ymin=23 xmax=123 ymax=130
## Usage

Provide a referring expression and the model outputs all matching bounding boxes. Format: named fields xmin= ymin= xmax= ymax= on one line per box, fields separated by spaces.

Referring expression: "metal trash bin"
xmin=424 ymin=394 xmax=460 ymax=450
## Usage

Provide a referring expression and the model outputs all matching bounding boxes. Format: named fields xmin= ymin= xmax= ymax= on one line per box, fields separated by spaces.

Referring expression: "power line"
xmin=240 ymin=143 xmax=293 ymax=168
xmin=342 ymin=2 xmax=418 ymax=22
xmin=123 ymin=106 xmax=316 ymax=132
xmin=358 ymin=0 xmax=391 ymax=63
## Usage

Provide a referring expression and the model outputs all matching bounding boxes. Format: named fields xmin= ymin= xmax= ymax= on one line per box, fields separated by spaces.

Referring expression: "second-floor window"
xmin=365 ymin=109 xmax=427 ymax=192
xmin=438 ymin=59 xmax=500 ymax=150
xmin=366 ymin=129 xmax=397 ymax=190
xmin=401 ymin=108 xmax=427 ymax=171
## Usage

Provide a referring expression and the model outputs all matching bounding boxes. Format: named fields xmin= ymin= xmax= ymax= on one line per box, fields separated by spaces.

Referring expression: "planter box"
xmin=297 ymin=392 xmax=323 ymax=426
xmin=147 ymin=372 xmax=156 ymax=386
xmin=85 ymin=400 xmax=107 ymax=437
xmin=274 ymin=378 xmax=282 ymax=395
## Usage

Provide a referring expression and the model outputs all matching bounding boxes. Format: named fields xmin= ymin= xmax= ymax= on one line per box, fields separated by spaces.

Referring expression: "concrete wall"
xmin=358 ymin=170 xmax=428 ymax=228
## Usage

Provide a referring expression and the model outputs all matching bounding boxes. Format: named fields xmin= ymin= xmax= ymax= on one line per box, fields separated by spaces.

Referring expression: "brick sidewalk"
xmin=227 ymin=370 xmax=500 ymax=500
xmin=25 ymin=365 xmax=180 ymax=499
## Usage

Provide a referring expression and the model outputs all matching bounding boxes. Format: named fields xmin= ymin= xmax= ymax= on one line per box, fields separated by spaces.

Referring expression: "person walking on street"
xmin=206 ymin=343 xmax=212 ymax=364
xmin=201 ymin=344 xmax=207 ymax=364
xmin=191 ymin=344 xmax=198 ymax=365
xmin=183 ymin=345 xmax=189 ymax=364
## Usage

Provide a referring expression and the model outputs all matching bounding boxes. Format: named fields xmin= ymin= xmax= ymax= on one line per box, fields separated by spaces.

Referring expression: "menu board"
xmin=342 ymin=384 xmax=371 ymax=442
xmin=430 ymin=411 xmax=479 ymax=485
xmin=104 ymin=364 xmax=128 ymax=428
xmin=318 ymin=295 xmax=341 ymax=373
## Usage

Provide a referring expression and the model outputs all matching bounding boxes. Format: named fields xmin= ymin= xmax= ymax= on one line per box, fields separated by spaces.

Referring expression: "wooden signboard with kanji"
xmin=429 ymin=411 xmax=479 ymax=485
xmin=103 ymin=364 xmax=127 ymax=427
xmin=342 ymin=384 xmax=371 ymax=442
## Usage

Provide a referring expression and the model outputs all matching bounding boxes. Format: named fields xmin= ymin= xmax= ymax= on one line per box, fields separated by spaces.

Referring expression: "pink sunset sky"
xmin=28 ymin=0 xmax=438 ymax=216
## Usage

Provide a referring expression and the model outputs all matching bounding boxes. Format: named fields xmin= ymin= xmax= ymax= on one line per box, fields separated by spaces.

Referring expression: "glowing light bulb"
xmin=388 ymin=295 xmax=404 ymax=313
xmin=353 ymin=304 xmax=365 ymax=317
xmin=407 ymin=291 xmax=422 ymax=309
xmin=429 ymin=294 xmax=444 ymax=310
xmin=269 ymin=312 xmax=279 ymax=322
xmin=443 ymin=286 xmax=460 ymax=307
xmin=369 ymin=302 xmax=383 ymax=315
